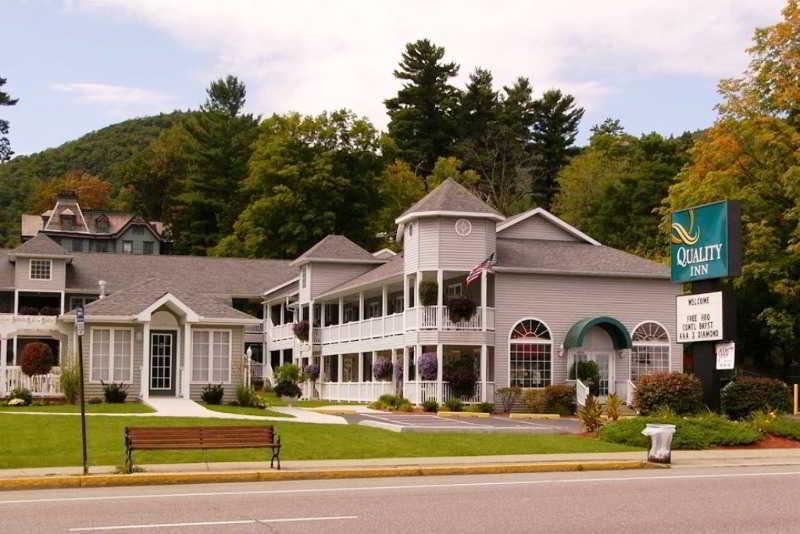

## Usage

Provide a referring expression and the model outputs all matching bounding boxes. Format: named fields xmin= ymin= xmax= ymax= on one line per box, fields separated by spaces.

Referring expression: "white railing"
xmin=443 ymin=307 xmax=482 ymax=330
xmin=318 ymin=313 xmax=404 ymax=345
xmin=576 ymin=379 xmax=589 ymax=408
xmin=402 ymin=381 xmax=492 ymax=405
xmin=268 ymin=323 xmax=294 ymax=342
xmin=626 ymin=380 xmax=637 ymax=407
xmin=3 ymin=366 xmax=62 ymax=397
xmin=317 ymin=381 xmax=394 ymax=402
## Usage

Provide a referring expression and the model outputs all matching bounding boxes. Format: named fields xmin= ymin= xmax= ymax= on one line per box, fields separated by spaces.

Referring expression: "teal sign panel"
xmin=671 ymin=200 xmax=741 ymax=283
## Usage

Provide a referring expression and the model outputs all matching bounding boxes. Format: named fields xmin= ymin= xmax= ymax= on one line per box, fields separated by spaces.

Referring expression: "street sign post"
xmin=76 ymin=305 xmax=89 ymax=475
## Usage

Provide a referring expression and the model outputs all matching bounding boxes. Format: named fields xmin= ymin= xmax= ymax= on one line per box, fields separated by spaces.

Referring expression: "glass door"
xmin=150 ymin=331 xmax=175 ymax=395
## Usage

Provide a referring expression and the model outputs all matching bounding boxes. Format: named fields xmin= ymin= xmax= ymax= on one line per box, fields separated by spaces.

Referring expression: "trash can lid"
xmin=644 ymin=423 xmax=676 ymax=430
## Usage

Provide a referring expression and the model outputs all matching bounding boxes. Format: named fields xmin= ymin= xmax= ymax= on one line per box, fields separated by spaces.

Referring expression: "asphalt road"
xmin=2 ymin=465 xmax=799 ymax=533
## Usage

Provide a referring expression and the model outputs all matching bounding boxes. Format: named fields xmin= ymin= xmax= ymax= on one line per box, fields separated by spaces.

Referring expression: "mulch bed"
xmin=722 ymin=434 xmax=800 ymax=449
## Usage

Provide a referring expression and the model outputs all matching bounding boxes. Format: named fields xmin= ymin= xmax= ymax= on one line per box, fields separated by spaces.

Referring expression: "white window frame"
xmin=88 ymin=327 xmax=134 ymax=384
xmin=507 ymin=317 xmax=554 ymax=388
xmin=122 ymin=241 xmax=133 ymax=254
xmin=630 ymin=321 xmax=672 ymax=381
xmin=29 ymin=259 xmax=52 ymax=281
xmin=191 ymin=328 xmax=233 ymax=384
xmin=447 ymin=282 xmax=463 ymax=298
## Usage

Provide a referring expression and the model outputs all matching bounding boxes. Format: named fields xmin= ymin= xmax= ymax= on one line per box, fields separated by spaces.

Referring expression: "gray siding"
xmin=493 ymin=273 xmax=682 ymax=388
xmin=189 ymin=325 xmax=244 ymax=402
xmin=13 ymin=257 xmax=67 ymax=292
xmin=498 ymin=215 xmax=579 ymax=241
xmin=410 ymin=217 xmax=495 ymax=273
xmin=308 ymin=263 xmax=373 ymax=300
xmin=116 ymin=226 xmax=161 ymax=255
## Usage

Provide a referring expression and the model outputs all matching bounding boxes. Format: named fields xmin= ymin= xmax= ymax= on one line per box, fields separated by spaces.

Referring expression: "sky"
xmin=2 ymin=0 xmax=787 ymax=156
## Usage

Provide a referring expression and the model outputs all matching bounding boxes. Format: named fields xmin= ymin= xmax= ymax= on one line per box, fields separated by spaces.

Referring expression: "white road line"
xmin=68 ymin=515 xmax=358 ymax=532
xmin=3 ymin=470 xmax=800 ymax=506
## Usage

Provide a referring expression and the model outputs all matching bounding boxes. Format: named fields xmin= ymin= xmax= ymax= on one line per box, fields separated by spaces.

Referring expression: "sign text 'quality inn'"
xmin=670 ymin=200 xmax=741 ymax=283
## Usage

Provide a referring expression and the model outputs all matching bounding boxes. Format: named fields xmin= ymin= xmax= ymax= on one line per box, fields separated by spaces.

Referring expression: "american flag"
xmin=466 ymin=253 xmax=495 ymax=285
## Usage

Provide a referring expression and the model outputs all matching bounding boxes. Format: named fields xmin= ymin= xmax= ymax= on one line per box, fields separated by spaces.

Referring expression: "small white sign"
xmin=76 ymin=306 xmax=85 ymax=337
xmin=676 ymin=291 xmax=723 ymax=343
xmin=716 ymin=341 xmax=735 ymax=370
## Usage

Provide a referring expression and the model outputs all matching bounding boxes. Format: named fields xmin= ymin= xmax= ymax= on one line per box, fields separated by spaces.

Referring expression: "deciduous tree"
xmin=31 ymin=170 xmax=113 ymax=213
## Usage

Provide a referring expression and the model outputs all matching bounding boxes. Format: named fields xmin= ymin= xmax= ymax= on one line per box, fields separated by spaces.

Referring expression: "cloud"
xmin=74 ymin=0 xmax=783 ymax=128
xmin=51 ymin=82 xmax=172 ymax=116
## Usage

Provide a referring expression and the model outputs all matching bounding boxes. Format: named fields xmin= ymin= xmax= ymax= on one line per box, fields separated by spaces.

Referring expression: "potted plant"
xmin=447 ymin=296 xmax=477 ymax=322
xmin=293 ymin=320 xmax=309 ymax=341
xmin=274 ymin=363 xmax=302 ymax=405
xmin=20 ymin=342 xmax=55 ymax=377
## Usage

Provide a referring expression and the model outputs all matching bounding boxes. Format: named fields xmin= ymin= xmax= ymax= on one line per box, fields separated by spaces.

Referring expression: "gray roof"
xmin=397 ymin=178 xmax=502 ymax=222
xmin=10 ymin=234 xmax=71 ymax=258
xmin=318 ymin=254 xmax=405 ymax=298
xmin=495 ymin=239 xmax=669 ymax=279
xmin=63 ymin=278 xmax=255 ymax=321
xmin=292 ymin=235 xmax=383 ymax=266
xmin=263 ymin=280 xmax=299 ymax=302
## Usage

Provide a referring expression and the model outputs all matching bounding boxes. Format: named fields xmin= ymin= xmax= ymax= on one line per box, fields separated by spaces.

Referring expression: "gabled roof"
xmin=494 ymin=238 xmax=668 ymax=279
xmin=291 ymin=235 xmax=385 ymax=267
xmin=63 ymin=278 xmax=258 ymax=323
xmin=395 ymin=178 xmax=504 ymax=224
xmin=9 ymin=233 xmax=72 ymax=260
xmin=496 ymin=207 xmax=601 ymax=246
xmin=317 ymin=254 xmax=405 ymax=299
xmin=263 ymin=278 xmax=299 ymax=302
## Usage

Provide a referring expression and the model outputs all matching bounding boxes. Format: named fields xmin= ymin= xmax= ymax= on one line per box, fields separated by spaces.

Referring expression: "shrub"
xmin=496 ymin=386 xmax=521 ymax=413
xmin=445 ymin=398 xmax=463 ymax=412
xmin=605 ymin=393 xmax=623 ymax=421
xmin=368 ymin=401 xmax=388 ymax=410
xmin=60 ymin=363 xmax=81 ymax=404
xmin=758 ymin=415 xmax=800 ymax=441
xmin=10 ymin=387 xmax=32 ymax=406
xmin=102 ymin=381 xmax=128 ymax=403
xmin=275 ymin=363 xmax=302 ymax=384
xmin=236 ymin=384 xmax=259 ymax=407
xmin=443 ymin=354 xmax=477 ymax=397
xmin=20 ymin=342 xmax=55 ymax=376
xmin=372 ymin=359 xmax=393 ymax=381
xmin=522 ymin=389 xmax=545 ymax=413
xmin=634 ymin=373 xmax=704 ymax=415
xmin=396 ymin=400 xmax=414 ymax=412
xmin=274 ymin=381 xmax=302 ymax=399
xmin=569 ymin=360 xmax=600 ymax=395
xmin=419 ymin=281 xmax=438 ymax=306
xmin=303 ymin=363 xmax=320 ymax=382
xmin=544 ymin=384 xmax=576 ymax=416
xmin=599 ymin=412 xmax=761 ymax=449
xmin=201 ymin=384 xmax=225 ymax=404
xmin=422 ymin=399 xmax=439 ymax=412
xmin=292 ymin=321 xmax=309 ymax=341
xmin=88 ymin=396 xmax=103 ymax=404
xmin=721 ymin=377 xmax=792 ymax=420
xmin=252 ymin=378 xmax=265 ymax=391
xmin=578 ymin=394 xmax=604 ymax=432
xmin=417 ymin=353 xmax=438 ymax=381
xmin=447 ymin=297 xmax=477 ymax=322
xmin=478 ymin=402 xmax=495 ymax=413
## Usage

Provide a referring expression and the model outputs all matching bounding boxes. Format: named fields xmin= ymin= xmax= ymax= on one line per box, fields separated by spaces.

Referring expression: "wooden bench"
xmin=124 ymin=426 xmax=280 ymax=473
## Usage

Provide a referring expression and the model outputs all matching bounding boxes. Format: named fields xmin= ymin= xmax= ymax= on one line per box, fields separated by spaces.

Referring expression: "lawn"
xmin=0 ymin=402 xmax=155 ymax=414
xmin=0 ymin=414 xmax=638 ymax=469
xmin=201 ymin=403 xmax=293 ymax=418
xmin=259 ymin=391 xmax=363 ymax=408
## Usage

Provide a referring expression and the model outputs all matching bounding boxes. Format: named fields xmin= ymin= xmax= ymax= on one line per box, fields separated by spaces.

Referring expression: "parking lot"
xmin=346 ymin=413 xmax=582 ymax=433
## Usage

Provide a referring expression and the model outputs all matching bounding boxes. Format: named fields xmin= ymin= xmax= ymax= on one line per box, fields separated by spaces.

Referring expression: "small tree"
xmin=20 ymin=342 xmax=55 ymax=376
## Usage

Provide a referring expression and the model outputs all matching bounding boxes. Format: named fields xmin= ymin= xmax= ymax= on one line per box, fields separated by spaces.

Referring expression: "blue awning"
xmin=564 ymin=316 xmax=632 ymax=350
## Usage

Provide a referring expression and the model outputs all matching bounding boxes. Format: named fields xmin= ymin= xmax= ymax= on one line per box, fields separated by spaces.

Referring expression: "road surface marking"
xmin=68 ymin=515 xmax=358 ymax=531
xmin=2 ymin=469 xmax=800 ymax=505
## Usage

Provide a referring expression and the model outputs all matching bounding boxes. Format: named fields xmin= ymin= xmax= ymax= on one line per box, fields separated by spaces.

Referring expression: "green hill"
xmin=0 ymin=111 xmax=191 ymax=247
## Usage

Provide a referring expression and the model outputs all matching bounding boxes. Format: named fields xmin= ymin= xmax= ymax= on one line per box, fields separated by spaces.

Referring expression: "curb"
xmin=0 ymin=460 xmax=653 ymax=492
xmin=437 ymin=411 xmax=491 ymax=418
xmin=509 ymin=413 xmax=561 ymax=420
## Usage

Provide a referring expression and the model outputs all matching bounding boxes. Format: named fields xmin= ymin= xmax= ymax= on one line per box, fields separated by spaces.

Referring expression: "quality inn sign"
xmin=671 ymin=200 xmax=742 ymax=283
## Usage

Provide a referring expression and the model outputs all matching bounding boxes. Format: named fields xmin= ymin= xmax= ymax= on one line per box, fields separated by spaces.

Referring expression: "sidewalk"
xmin=4 ymin=448 xmax=800 ymax=480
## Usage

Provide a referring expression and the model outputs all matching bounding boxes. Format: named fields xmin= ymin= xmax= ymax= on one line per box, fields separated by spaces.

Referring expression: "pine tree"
xmin=385 ymin=39 xmax=460 ymax=181
xmin=0 ymin=77 xmax=19 ymax=162
xmin=530 ymin=89 xmax=584 ymax=208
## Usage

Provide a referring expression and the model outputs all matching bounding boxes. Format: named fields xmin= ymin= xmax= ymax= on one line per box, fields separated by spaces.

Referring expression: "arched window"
xmin=631 ymin=322 xmax=670 ymax=381
xmin=509 ymin=319 xmax=552 ymax=388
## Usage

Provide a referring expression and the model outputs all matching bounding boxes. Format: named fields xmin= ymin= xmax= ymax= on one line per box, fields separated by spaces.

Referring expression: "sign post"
xmin=671 ymin=200 xmax=741 ymax=410
xmin=76 ymin=305 xmax=89 ymax=475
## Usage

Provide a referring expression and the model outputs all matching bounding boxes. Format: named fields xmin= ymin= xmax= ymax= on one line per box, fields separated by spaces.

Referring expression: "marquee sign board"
xmin=671 ymin=200 xmax=741 ymax=283
xmin=676 ymin=291 xmax=724 ymax=344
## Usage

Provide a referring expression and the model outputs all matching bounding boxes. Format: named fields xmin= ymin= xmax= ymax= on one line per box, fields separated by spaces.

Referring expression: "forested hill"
xmin=0 ymin=111 xmax=191 ymax=246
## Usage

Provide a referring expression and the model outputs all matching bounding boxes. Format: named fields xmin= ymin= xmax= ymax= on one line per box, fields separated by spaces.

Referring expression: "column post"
xmin=13 ymin=289 xmax=18 ymax=315
xmin=480 ymin=270 xmax=487 ymax=331
xmin=141 ymin=322 xmax=150 ymax=400
xmin=480 ymin=344 xmax=487 ymax=402
xmin=320 ymin=301 xmax=326 ymax=328
xmin=436 ymin=270 xmax=444 ymax=330
xmin=337 ymin=353 xmax=343 ymax=384
xmin=182 ymin=322 xmax=192 ymax=398
xmin=358 ymin=352 xmax=364 ymax=383
xmin=359 ymin=292 xmax=365 ymax=339
xmin=436 ymin=344 xmax=444 ymax=403
xmin=402 ymin=346 xmax=409 ymax=400
xmin=0 ymin=338 xmax=7 ymax=396
xmin=338 ymin=297 xmax=344 ymax=325
xmin=308 ymin=301 xmax=315 ymax=345
xmin=402 ymin=275 xmax=409 ymax=331
xmin=382 ymin=285 xmax=388 ymax=332
xmin=415 ymin=344 xmax=422 ymax=404
xmin=415 ymin=272 xmax=422 ymax=327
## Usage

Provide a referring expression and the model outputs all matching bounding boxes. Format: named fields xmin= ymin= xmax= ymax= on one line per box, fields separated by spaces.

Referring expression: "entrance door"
xmin=150 ymin=331 xmax=176 ymax=396
xmin=584 ymin=351 xmax=614 ymax=397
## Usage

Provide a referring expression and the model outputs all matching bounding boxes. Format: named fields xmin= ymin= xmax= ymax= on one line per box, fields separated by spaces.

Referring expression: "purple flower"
xmin=417 ymin=352 xmax=438 ymax=381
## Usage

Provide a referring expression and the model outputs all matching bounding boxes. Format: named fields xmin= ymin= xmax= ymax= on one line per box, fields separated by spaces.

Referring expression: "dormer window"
xmin=60 ymin=213 xmax=75 ymax=231
xmin=95 ymin=214 xmax=110 ymax=233
xmin=29 ymin=259 xmax=52 ymax=280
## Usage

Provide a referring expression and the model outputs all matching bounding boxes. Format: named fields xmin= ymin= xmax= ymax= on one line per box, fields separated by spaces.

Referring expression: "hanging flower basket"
xmin=373 ymin=359 xmax=393 ymax=381
xmin=303 ymin=363 xmax=320 ymax=381
xmin=293 ymin=320 xmax=309 ymax=341
xmin=419 ymin=281 xmax=438 ymax=306
xmin=447 ymin=297 xmax=477 ymax=323
xmin=418 ymin=352 xmax=438 ymax=381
